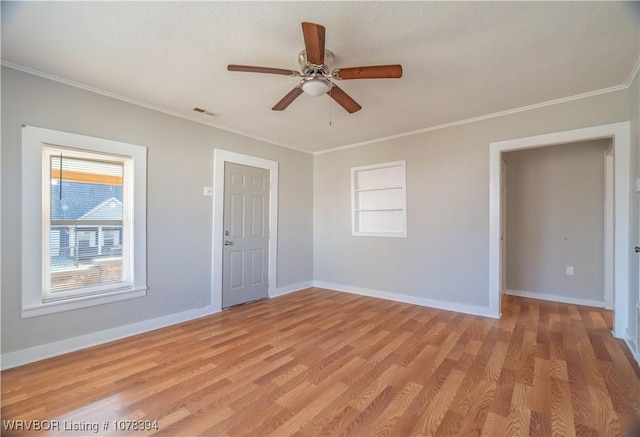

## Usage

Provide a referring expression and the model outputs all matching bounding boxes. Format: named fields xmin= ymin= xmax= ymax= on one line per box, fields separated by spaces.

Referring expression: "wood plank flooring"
xmin=2 ymin=289 xmax=639 ymax=436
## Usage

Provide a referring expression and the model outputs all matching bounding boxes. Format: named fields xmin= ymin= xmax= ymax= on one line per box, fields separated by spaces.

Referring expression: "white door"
xmin=222 ymin=162 xmax=270 ymax=308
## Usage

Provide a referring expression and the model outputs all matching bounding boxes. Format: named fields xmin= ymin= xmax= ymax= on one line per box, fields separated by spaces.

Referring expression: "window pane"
xmin=50 ymin=156 xmax=123 ymax=221
xmin=48 ymin=155 xmax=124 ymax=294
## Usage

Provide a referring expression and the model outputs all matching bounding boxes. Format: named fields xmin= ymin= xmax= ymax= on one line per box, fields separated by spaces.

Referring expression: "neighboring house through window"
xmin=21 ymin=126 xmax=147 ymax=317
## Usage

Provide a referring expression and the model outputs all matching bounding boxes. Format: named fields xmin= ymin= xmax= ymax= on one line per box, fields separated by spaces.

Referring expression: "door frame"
xmin=604 ymin=144 xmax=615 ymax=310
xmin=488 ymin=122 xmax=630 ymax=339
xmin=499 ymin=157 xmax=506 ymax=310
xmin=212 ymin=149 xmax=279 ymax=312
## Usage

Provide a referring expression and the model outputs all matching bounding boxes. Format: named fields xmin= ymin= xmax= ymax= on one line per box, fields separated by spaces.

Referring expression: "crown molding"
xmin=0 ymin=61 xmax=311 ymax=155
xmin=314 ymin=83 xmax=630 ymax=155
xmin=626 ymin=56 xmax=640 ymax=88
xmin=3 ymin=59 xmax=635 ymax=157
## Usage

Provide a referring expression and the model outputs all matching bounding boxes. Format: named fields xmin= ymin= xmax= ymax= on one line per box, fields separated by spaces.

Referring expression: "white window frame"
xmin=351 ymin=160 xmax=407 ymax=238
xmin=22 ymin=126 xmax=147 ymax=318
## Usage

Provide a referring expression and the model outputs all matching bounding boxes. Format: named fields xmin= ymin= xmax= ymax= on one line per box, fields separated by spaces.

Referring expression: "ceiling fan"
xmin=227 ymin=22 xmax=403 ymax=114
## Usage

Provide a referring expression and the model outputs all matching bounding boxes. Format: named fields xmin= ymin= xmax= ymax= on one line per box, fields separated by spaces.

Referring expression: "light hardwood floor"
xmin=2 ymin=288 xmax=639 ymax=436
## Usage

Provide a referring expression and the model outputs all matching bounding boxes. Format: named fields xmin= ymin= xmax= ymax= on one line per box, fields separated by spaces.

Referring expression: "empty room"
xmin=1 ymin=2 xmax=639 ymax=436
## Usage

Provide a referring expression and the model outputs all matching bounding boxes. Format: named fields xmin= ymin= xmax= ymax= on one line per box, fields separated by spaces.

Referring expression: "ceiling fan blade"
xmin=335 ymin=65 xmax=403 ymax=80
xmin=328 ymin=85 xmax=362 ymax=113
xmin=228 ymin=64 xmax=299 ymax=76
xmin=301 ymin=22 xmax=326 ymax=65
xmin=272 ymin=87 xmax=304 ymax=111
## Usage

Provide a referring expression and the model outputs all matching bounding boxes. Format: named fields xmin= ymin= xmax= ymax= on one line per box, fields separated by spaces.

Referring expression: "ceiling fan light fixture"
xmin=300 ymin=77 xmax=331 ymax=97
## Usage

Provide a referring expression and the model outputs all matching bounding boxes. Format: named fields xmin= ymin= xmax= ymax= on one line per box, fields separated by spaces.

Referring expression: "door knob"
xmin=635 ymin=246 xmax=640 ymax=253
xmin=224 ymin=241 xmax=233 ymax=246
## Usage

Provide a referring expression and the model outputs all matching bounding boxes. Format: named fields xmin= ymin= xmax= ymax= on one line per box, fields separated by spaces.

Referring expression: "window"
xmin=22 ymin=126 xmax=147 ymax=317
xmin=351 ymin=160 xmax=407 ymax=237
xmin=44 ymin=148 xmax=128 ymax=299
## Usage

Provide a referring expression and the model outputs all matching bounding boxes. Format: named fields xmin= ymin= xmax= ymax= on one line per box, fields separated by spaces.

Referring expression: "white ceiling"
xmin=2 ymin=2 xmax=638 ymax=154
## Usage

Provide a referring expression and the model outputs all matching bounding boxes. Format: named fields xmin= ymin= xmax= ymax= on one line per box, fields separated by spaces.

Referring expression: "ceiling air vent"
xmin=192 ymin=107 xmax=221 ymax=118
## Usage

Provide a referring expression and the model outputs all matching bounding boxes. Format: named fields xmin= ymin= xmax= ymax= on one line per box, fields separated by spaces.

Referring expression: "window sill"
xmin=21 ymin=287 xmax=147 ymax=318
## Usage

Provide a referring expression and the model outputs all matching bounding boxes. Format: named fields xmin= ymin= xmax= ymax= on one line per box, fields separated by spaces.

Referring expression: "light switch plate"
xmin=203 ymin=186 xmax=213 ymax=196
xmin=635 ymin=178 xmax=640 ymax=193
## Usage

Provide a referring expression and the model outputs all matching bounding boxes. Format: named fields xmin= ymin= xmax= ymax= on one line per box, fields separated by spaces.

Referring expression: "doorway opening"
xmin=502 ymin=140 xmax=612 ymax=310
xmin=489 ymin=122 xmax=631 ymax=339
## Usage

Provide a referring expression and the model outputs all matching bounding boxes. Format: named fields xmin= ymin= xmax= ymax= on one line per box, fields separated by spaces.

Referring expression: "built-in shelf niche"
xmin=351 ymin=160 xmax=407 ymax=237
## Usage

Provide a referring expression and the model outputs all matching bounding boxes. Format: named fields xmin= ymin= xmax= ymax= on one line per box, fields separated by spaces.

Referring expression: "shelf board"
xmin=354 ymin=186 xmax=403 ymax=192
xmin=355 ymin=208 xmax=404 ymax=212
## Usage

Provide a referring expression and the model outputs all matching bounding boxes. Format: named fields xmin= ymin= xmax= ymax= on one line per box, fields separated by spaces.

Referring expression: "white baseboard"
xmin=1 ymin=305 xmax=219 ymax=370
xmin=313 ymin=281 xmax=495 ymax=318
xmin=625 ymin=328 xmax=640 ymax=367
xmin=506 ymin=289 xmax=605 ymax=308
xmin=10 ymin=283 xmax=614 ymax=370
xmin=2 ymin=281 xmax=315 ymax=370
xmin=270 ymin=281 xmax=313 ymax=298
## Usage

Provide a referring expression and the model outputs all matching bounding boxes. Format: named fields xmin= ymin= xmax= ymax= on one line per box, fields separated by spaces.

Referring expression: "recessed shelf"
xmin=351 ymin=160 xmax=407 ymax=238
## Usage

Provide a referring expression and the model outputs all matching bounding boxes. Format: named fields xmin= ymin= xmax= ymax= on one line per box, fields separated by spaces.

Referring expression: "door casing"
xmin=604 ymin=144 xmax=615 ymax=310
xmin=499 ymin=157 xmax=506 ymax=315
xmin=212 ymin=149 xmax=279 ymax=312
xmin=489 ymin=122 xmax=631 ymax=339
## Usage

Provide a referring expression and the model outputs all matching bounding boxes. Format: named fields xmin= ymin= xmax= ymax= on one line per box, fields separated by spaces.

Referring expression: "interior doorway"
xmin=488 ymin=122 xmax=631 ymax=339
xmin=501 ymin=140 xmax=611 ymax=309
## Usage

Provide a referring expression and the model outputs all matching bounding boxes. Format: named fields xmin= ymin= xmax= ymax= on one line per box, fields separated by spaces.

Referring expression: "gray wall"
xmin=1 ymin=67 xmax=313 ymax=354
xmin=314 ymin=89 xmax=630 ymax=309
xmin=503 ymin=140 xmax=609 ymax=302
xmin=2 ymin=65 xmax=637 ymax=357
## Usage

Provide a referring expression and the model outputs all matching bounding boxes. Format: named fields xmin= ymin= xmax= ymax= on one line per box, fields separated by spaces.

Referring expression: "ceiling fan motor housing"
xmin=298 ymin=49 xmax=334 ymax=69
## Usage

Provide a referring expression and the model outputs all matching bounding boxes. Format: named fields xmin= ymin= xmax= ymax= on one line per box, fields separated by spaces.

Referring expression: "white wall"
xmin=1 ymin=67 xmax=313 ymax=355
xmin=503 ymin=140 xmax=609 ymax=305
xmin=314 ymin=89 xmax=631 ymax=314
